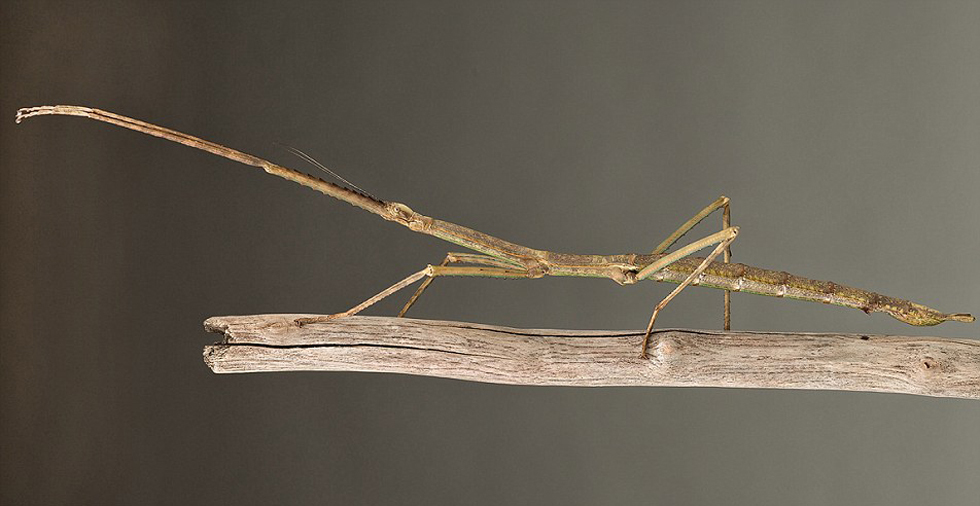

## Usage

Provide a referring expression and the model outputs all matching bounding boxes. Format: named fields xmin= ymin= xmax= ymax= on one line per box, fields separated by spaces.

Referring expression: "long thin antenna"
xmin=274 ymin=142 xmax=378 ymax=201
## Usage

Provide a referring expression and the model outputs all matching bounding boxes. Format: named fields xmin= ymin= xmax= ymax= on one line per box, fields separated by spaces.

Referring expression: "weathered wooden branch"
xmin=203 ymin=315 xmax=980 ymax=399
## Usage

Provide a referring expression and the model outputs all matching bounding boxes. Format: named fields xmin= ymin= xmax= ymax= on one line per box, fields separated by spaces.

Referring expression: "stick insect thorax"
xmin=16 ymin=105 xmax=975 ymax=329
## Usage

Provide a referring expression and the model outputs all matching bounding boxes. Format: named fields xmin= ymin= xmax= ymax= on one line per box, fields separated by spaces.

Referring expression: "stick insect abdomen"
xmin=652 ymin=257 xmax=974 ymax=326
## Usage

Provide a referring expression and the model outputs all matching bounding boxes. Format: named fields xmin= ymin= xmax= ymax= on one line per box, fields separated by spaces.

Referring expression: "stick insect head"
xmin=385 ymin=201 xmax=430 ymax=231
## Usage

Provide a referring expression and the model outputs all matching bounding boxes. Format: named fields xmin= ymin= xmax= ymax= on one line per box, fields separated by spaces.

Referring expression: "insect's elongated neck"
xmin=392 ymin=208 xmax=662 ymax=280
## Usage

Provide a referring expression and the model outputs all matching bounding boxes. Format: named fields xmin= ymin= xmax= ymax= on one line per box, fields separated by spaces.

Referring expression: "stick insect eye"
xmin=388 ymin=202 xmax=417 ymax=223
xmin=392 ymin=202 xmax=414 ymax=215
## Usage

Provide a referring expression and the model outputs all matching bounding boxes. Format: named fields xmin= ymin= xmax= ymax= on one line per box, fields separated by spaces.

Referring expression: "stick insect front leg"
xmin=652 ymin=196 xmax=733 ymax=330
xmin=637 ymin=226 xmax=740 ymax=358
xmin=398 ymin=252 xmax=523 ymax=317
xmin=295 ymin=263 xmax=530 ymax=326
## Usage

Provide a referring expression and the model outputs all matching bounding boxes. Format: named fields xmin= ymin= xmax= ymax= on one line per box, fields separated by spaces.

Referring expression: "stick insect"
xmin=16 ymin=105 xmax=975 ymax=357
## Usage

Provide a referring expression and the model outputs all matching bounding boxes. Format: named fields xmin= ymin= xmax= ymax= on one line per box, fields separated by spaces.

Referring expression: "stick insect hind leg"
xmin=652 ymin=196 xmax=733 ymax=330
xmin=294 ymin=262 xmax=530 ymax=326
xmin=637 ymin=226 xmax=739 ymax=358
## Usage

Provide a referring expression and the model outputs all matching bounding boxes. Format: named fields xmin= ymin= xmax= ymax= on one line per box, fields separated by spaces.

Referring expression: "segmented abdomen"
xmin=652 ymin=257 xmax=973 ymax=326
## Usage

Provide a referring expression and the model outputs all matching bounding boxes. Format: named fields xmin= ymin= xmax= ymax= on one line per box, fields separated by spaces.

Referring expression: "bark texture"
xmin=203 ymin=315 xmax=980 ymax=399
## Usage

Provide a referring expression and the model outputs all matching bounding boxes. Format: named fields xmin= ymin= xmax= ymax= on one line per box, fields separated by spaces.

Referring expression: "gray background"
xmin=3 ymin=1 xmax=979 ymax=504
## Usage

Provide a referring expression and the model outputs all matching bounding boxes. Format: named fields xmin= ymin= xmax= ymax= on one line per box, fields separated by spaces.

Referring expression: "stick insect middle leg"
xmin=652 ymin=196 xmax=733 ymax=330
xmin=295 ymin=262 xmax=529 ymax=326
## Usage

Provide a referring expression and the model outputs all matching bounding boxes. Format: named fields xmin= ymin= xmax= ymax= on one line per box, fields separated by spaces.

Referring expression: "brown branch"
xmin=203 ymin=315 xmax=980 ymax=399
